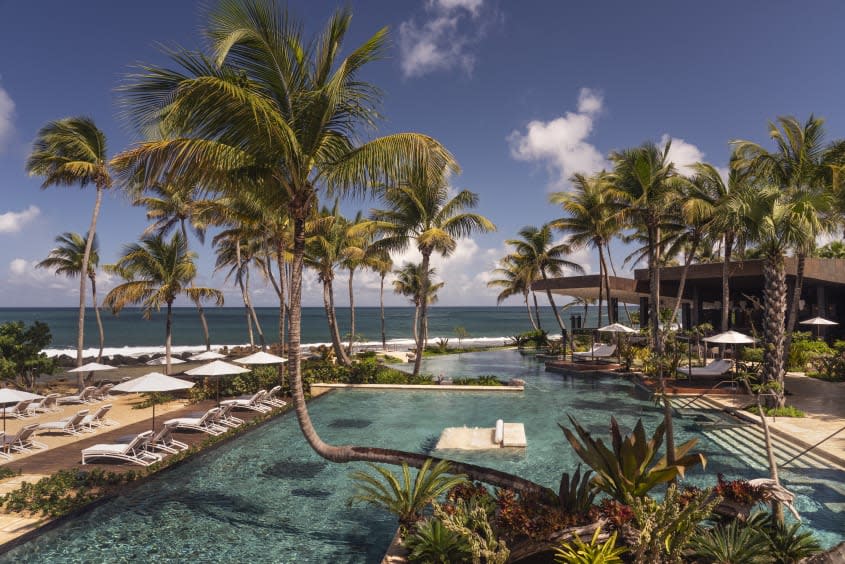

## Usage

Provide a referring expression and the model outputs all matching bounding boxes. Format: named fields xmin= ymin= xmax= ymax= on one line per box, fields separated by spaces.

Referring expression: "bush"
xmin=745 ymin=405 xmax=805 ymax=418
xmin=742 ymin=347 xmax=764 ymax=363
xmin=452 ymin=375 xmax=502 ymax=386
xmin=554 ymin=529 xmax=626 ymax=564
xmin=788 ymin=339 xmax=832 ymax=371
xmin=405 ymin=519 xmax=473 ymax=563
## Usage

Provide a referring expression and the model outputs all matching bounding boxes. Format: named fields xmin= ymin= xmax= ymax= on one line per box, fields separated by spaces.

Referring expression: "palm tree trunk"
xmin=380 ymin=273 xmax=387 ymax=349
xmin=523 ymin=290 xmax=538 ymax=331
xmin=165 ymin=300 xmax=173 ymax=375
xmin=648 ymin=224 xmax=662 ymax=354
xmin=596 ymin=252 xmax=604 ymax=328
xmin=89 ymin=274 xmax=104 ymax=364
xmin=285 ymin=213 xmax=548 ymax=496
xmin=245 ymin=268 xmax=266 ymax=350
xmin=669 ymin=235 xmax=698 ymax=327
xmin=606 ymin=249 xmax=633 ymax=325
xmin=412 ymin=303 xmax=419 ymax=346
xmin=599 ymin=243 xmax=613 ymax=324
xmin=532 ymin=291 xmax=543 ymax=330
xmin=721 ymin=233 xmax=734 ymax=332
xmin=347 ymin=268 xmax=356 ymax=355
xmin=277 ymin=241 xmax=287 ymax=385
xmin=412 ymin=251 xmax=432 ymax=377
xmin=76 ymin=185 xmax=103 ymax=389
xmin=323 ymin=278 xmax=350 ymax=365
xmin=756 ymin=392 xmax=784 ymax=523
xmin=782 ymin=252 xmax=806 ymax=369
xmin=235 ymin=240 xmax=254 ymax=348
xmin=763 ymin=253 xmax=788 ymax=408
xmin=540 ymin=268 xmax=567 ymax=350
xmin=181 ymin=220 xmax=211 ymax=351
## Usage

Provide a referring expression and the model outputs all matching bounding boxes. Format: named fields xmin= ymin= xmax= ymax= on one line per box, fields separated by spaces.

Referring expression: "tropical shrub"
xmin=597 ymin=499 xmax=634 ymax=530
xmin=714 ymin=474 xmax=766 ymax=506
xmin=349 ymin=460 xmax=466 ymax=529
xmin=0 ymin=320 xmax=55 ymax=389
xmin=433 ymin=497 xmax=509 ymax=563
xmin=452 ymin=375 xmax=503 ymax=386
xmin=747 ymin=512 xmax=822 ymax=563
xmin=807 ymin=351 xmax=845 ymax=382
xmin=556 ymin=465 xmax=596 ymax=516
xmin=690 ymin=519 xmax=772 ymax=564
xmin=787 ymin=338 xmax=832 ymax=371
xmin=561 ymin=416 xmax=706 ymax=500
xmin=628 ymin=484 xmax=718 ymax=563
xmin=492 ymin=488 xmax=587 ymax=545
xmin=511 ymin=329 xmax=549 ymax=349
xmin=745 ymin=405 xmax=806 ymax=418
xmin=0 ymin=467 xmax=19 ymax=480
xmin=405 ymin=519 xmax=473 ymax=563
xmin=553 ymin=529 xmax=626 ymax=564
xmin=742 ymin=347 xmax=764 ymax=363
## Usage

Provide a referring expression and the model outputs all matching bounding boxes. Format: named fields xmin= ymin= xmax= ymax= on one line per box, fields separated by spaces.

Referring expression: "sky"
xmin=2 ymin=0 xmax=845 ymax=309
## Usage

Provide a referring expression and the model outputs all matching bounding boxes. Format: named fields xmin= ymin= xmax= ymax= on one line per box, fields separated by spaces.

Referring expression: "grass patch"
xmin=807 ymin=371 xmax=845 ymax=382
xmin=451 ymin=375 xmax=502 ymax=386
xmin=745 ymin=405 xmax=806 ymax=418
xmin=0 ymin=467 xmax=20 ymax=481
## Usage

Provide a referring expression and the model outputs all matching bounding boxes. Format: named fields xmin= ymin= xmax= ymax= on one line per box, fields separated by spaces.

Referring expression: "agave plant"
xmin=349 ymin=459 xmax=466 ymax=528
xmin=561 ymin=416 xmax=706 ymax=500
xmin=553 ymin=529 xmax=627 ymax=564
xmin=405 ymin=519 xmax=473 ymax=563
xmin=690 ymin=519 xmax=772 ymax=563
xmin=746 ymin=512 xmax=822 ymax=564
xmin=557 ymin=465 xmax=596 ymax=515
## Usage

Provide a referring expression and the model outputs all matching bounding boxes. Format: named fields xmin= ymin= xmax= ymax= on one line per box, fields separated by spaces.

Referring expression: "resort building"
xmin=534 ymin=258 xmax=845 ymax=337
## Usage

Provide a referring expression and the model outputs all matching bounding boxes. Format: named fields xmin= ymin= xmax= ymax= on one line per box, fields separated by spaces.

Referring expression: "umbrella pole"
xmin=217 ymin=377 xmax=220 ymax=407
xmin=152 ymin=400 xmax=156 ymax=432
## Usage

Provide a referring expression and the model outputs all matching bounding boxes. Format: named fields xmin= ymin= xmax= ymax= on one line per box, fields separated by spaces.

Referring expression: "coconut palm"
xmin=733 ymin=116 xmax=844 ymax=362
xmin=393 ymin=262 xmax=444 ymax=348
xmin=37 ymin=233 xmax=106 ymax=366
xmin=506 ymin=224 xmax=583 ymax=342
xmin=134 ymin=181 xmax=215 ymax=350
xmin=113 ymin=0 xmax=542 ymax=493
xmin=551 ymin=171 xmax=619 ymax=326
xmin=817 ymin=240 xmax=845 ymax=258
xmin=104 ymin=233 xmax=224 ymax=374
xmin=368 ymin=250 xmax=393 ymax=349
xmin=26 ymin=117 xmax=111 ymax=374
xmin=214 ymin=231 xmax=266 ymax=350
xmin=342 ymin=211 xmax=369 ymax=355
xmin=487 ymin=254 xmax=540 ymax=331
xmin=367 ymin=165 xmax=495 ymax=375
xmin=607 ymin=140 xmax=685 ymax=354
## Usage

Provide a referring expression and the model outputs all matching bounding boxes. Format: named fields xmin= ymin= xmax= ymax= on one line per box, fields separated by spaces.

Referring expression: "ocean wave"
xmin=40 ymin=335 xmax=526 ymax=359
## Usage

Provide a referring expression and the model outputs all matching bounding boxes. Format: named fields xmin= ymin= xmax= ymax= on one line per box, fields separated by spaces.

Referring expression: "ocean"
xmin=0 ymin=305 xmax=632 ymax=357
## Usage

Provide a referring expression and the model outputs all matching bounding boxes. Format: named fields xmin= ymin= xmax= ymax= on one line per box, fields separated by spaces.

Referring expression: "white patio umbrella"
xmin=187 ymin=351 xmax=227 ymax=362
xmin=597 ymin=323 xmax=638 ymax=334
xmin=146 ymin=356 xmax=186 ymax=366
xmin=185 ymin=360 xmax=251 ymax=405
xmin=233 ymin=351 xmax=288 ymax=365
xmin=704 ymin=330 xmax=755 ymax=376
xmin=0 ymin=389 xmax=44 ymax=433
xmin=799 ymin=316 xmax=838 ymax=339
xmin=112 ymin=372 xmax=194 ymax=431
xmin=67 ymin=362 xmax=116 ymax=373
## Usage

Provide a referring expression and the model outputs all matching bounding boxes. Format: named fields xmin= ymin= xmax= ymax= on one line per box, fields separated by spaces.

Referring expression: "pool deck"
xmin=310 ymin=382 xmax=524 ymax=397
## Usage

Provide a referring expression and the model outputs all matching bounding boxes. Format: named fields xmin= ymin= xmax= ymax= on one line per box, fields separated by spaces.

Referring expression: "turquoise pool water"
xmin=3 ymin=351 xmax=842 ymax=562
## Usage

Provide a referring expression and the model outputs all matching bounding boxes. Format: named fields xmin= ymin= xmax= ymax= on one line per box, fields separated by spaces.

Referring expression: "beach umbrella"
xmin=703 ymin=330 xmax=755 ymax=344
xmin=597 ymin=323 xmax=638 ymax=334
xmin=185 ymin=360 xmax=250 ymax=406
xmin=112 ymin=372 xmax=194 ymax=431
xmin=233 ymin=351 xmax=288 ymax=365
xmin=0 ymin=389 xmax=44 ymax=433
xmin=799 ymin=316 xmax=838 ymax=339
xmin=67 ymin=362 xmax=116 ymax=373
xmin=146 ymin=356 xmax=186 ymax=366
xmin=187 ymin=351 xmax=226 ymax=362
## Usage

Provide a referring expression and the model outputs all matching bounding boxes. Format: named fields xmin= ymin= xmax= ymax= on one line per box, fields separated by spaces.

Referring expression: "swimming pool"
xmin=3 ymin=351 xmax=842 ymax=562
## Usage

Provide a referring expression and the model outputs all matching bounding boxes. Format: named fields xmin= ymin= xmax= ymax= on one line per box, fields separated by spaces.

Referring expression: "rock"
xmin=509 ymin=378 xmax=526 ymax=387
xmin=801 ymin=542 xmax=845 ymax=563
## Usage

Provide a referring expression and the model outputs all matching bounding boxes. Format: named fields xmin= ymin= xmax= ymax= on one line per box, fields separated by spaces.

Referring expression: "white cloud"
xmin=0 ymin=205 xmax=40 ymax=233
xmin=9 ymin=258 xmax=28 ymax=276
xmin=399 ymin=0 xmax=493 ymax=77
xmin=508 ymin=88 xmax=608 ymax=187
xmin=660 ymin=134 xmax=705 ymax=176
xmin=0 ymin=85 xmax=14 ymax=152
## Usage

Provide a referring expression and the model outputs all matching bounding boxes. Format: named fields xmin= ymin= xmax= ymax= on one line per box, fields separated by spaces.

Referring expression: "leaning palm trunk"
xmin=782 ymin=252 xmax=806 ymax=369
xmin=541 ymin=268 xmax=567 ymax=349
xmin=287 ymin=218 xmax=547 ymax=494
xmin=762 ymin=253 xmax=788 ymax=408
xmin=380 ymin=273 xmax=387 ymax=349
xmin=244 ymin=268 xmax=266 ymax=350
xmin=599 ymin=244 xmax=612 ymax=324
xmin=165 ymin=300 xmax=173 ymax=375
xmin=89 ymin=273 xmax=105 ymax=365
xmin=412 ymin=303 xmax=420 ymax=347
xmin=523 ymin=290 xmax=538 ymax=331
xmin=532 ymin=291 xmax=543 ymax=330
xmin=322 ymin=278 xmax=350 ymax=365
xmin=75 ymin=185 xmax=104 ymax=389
xmin=721 ymin=234 xmax=734 ymax=332
xmin=596 ymin=257 xmax=604 ymax=328
xmin=412 ymin=251 xmax=432 ymax=377
xmin=669 ymin=236 xmax=698 ymax=327
xmin=347 ymin=268 xmax=356 ymax=355
xmin=756 ymin=392 xmax=784 ymax=523
xmin=648 ymin=224 xmax=662 ymax=354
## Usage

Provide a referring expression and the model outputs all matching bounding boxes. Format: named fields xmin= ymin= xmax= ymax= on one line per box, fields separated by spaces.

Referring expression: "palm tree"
xmin=506 ymin=224 xmax=583 ymax=341
xmin=37 ymin=233 xmax=106 ymax=367
xmin=27 ymin=117 xmax=111 ymax=374
xmin=551 ymin=172 xmax=618 ymax=326
xmin=214 ymin=231 xmax=266 ymax=350
xmin=487 ymin=254 xmax=539 ymax=331
xmin=733 ymin=116 xmax=844 ymax=363
xmin=393 ymin=262 xmax=444 ymax=347
xmin=113 ymin=0 xmax=543 ymax=493
xmin=607 ymin=140 xmax=684 ymax=354
xmin=368 ymin=250 xmax=394 ymax=350
xmin=134 ymin=181 xmax=215 ymax=351
xmin=817 ymin=240 xmax=845 ymax=258
xmin=305 ymin=204 xmax=354 ymax=365
xmin=104 ymin=233 xmax=224 ymax=374
xmin=367 ymin=165 xmax=495 ymax=376
xmin=342 ymin=211 xmax=369 ymax=355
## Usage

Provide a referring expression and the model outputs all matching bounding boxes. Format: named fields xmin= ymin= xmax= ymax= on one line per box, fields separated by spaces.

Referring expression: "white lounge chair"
xmin=573 ymin=343 xmax=617 ymax=360
xmin=261 ymin=385 xmax=287 ymax=409
xmin=57 ymin=386 xmax=97 ymax=405
xmin=0 ymin=434 xmax=9 ymax=459
xmin=212 ymin=403 xmax=243 ymax=429
xmin=81 ymin=431 xmax=162 ymax=467
xmin=92 ymin=383 xmax=113 ymax=401
xmin=27 ymin=393 xmax=60 ymax=414
xmin=677 ymin=359 xmax=734 ymax=378
xmin=3 ymin=399 xmax=34 ymax=419
xmin=146 ymin=422 xmax=189 ymax=454
xmin=165 ymin=408 xmax=227 ymax=436
xmin=3 ymin=423 xmax=47 ymax=453
xmin=221 ymin=390 xmax=271 ymax=413
xmin=38 ymin=409 xmax=90 ymax=436
xmin=80 ymin=404 xmax=115 ymax=430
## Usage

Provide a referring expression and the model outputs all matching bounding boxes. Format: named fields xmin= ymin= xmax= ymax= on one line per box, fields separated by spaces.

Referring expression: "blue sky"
xmin=2 ymin=0 xmax=845 ymax=308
